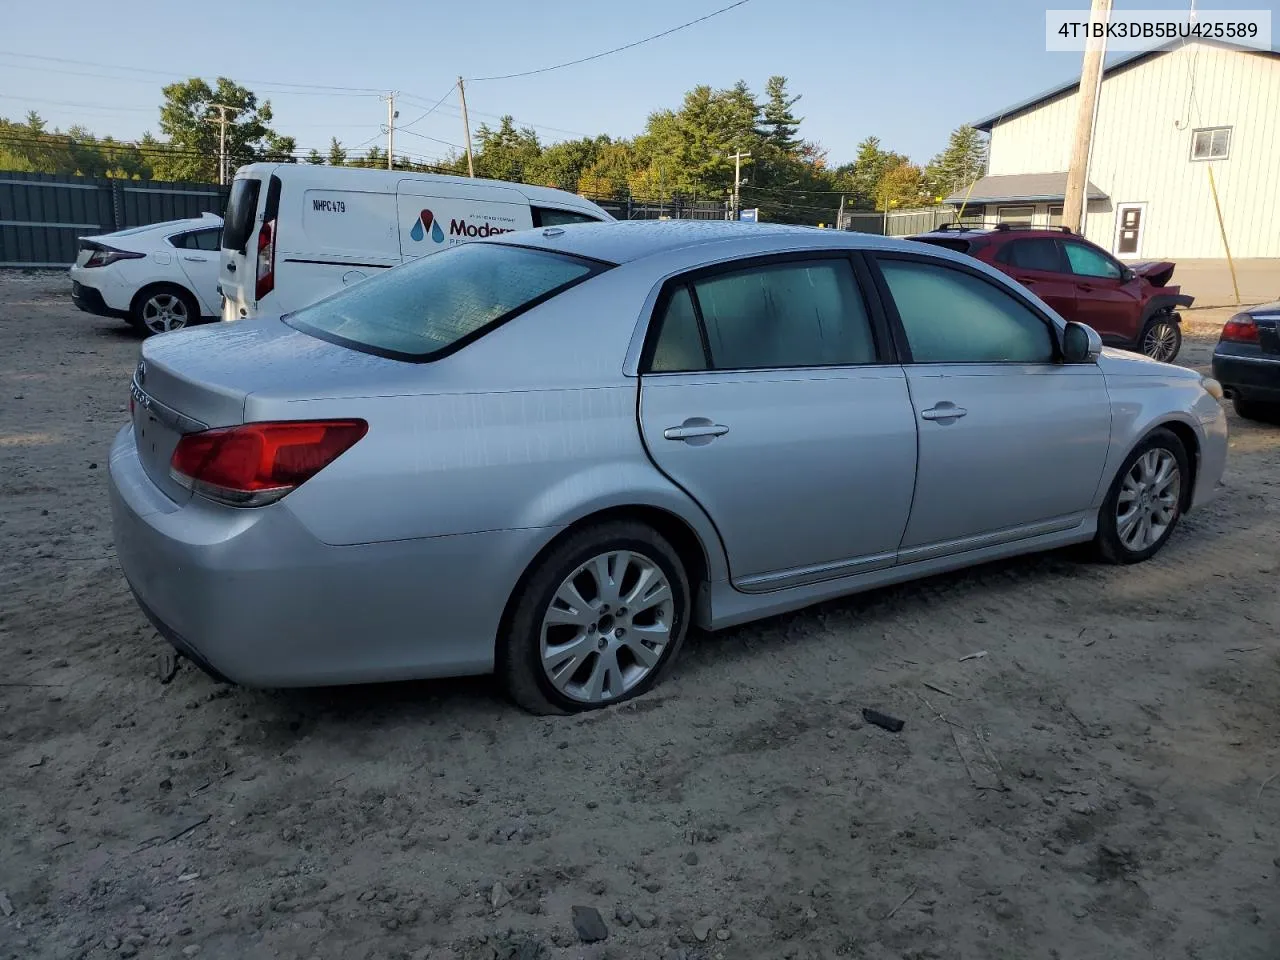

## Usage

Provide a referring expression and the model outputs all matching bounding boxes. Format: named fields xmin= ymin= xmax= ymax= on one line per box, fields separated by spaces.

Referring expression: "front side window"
xmin=1063 ymin=241 xmax=1122 ymax=280
xmin=533 ymin=207 xmax=603 ymax=227
xmin=879 ymin=257 xmax=1055 ymax=364
xmin=690 ymin=259 xmax=876 ymax=369
xmin=1190 ymin=126 xmax=1231 ymax=161
xmin=286 ymin=243 xmax=602 ymax=361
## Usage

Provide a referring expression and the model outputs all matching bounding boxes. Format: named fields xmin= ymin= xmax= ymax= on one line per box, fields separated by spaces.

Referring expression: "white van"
xmin=218 ymin=163 xmax=614 ymax=320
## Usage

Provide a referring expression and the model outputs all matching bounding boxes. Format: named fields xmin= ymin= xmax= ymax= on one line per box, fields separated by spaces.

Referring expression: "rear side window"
xmin=1002 ymin=239 xmax=1066 ymax=272
xmin=170 ymin=228 xmax=222 ymax=251
xmin=532 ymin=207 xmax=603 ymax=227
xmin=647 ymin=259 xmax=877 ymax=371
xmin=286 ymin=243 xmax=604 ymax=361
xmin=222 ymin=178 xmax=261 ymax=253
xmin=879 ymin=258 xmax=1055 ymax=364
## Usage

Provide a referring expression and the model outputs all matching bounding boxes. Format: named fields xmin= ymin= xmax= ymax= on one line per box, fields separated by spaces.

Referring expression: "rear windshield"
xmin=222 ymin=178 xmax=261 ymax=253
xmin=911 ymin=236 xmax=974 ymax=254
xmin=285 ymin=243 xmax=606 ymax=361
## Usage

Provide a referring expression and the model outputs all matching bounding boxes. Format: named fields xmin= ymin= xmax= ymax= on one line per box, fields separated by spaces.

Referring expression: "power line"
xmin=395 ymin=128 xmax=463 ymax=149
xmin=397 ymin=83 xmax=458 ymax=130
xmin=466 ymin=0 xmax=752 ymax=82
xmin=0 ymin=93 xmax=155 ymax=113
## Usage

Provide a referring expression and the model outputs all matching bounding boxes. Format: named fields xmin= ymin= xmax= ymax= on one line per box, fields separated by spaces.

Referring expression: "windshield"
xmin=285 ymin=242 xmax=605 ymax=361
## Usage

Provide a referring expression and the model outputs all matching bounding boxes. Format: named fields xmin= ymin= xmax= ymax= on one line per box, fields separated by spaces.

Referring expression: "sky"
xmin=0 ymin=0 xmax=1264 ymax=169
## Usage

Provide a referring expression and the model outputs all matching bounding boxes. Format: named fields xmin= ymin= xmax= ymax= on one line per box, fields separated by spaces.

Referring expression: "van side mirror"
xmin=1062 ymin=321 xmax=1102 ymax=363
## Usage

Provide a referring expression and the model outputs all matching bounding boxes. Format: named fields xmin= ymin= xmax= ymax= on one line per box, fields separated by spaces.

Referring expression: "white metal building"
xmin=948 ymin=40 xmax=1280 ymax=259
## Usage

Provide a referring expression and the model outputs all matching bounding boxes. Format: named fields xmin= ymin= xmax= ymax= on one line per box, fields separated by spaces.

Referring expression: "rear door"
xmin=638 ymin=254 xmax=918 ymax=590
xmin=871 ymin=253 xmax=1111 ymax=557
xmin=396 ymin=179 xmax=533 ymax=260
xmin=219 ymin=173 xmax=265 ymax=320
xmin=171 ymin=227 xmax=223 ymax=315
xmin=1062 ymin=239 xmax=1144 ymax=343
xmin=994 ymin=238 xmax=1078 ymax=320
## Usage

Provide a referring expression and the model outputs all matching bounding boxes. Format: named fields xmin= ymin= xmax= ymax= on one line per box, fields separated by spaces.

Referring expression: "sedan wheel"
xmin=540 ymin=550 xmax=675 ymax=704
xmin=502 ymin=522 xmax=691 ymax=714
xmin=1094 ymin=428 xmax=1188 ymax=564
xmin=139 ymin=291 xmax=191 ymax=335
xmin=1141 ymin=316 xmax=1181 ymax=363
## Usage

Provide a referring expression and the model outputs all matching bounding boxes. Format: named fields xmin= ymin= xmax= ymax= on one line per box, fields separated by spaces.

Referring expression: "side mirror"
xmin=1062 ymin=321 xmax=1103 ymax=363
xmin=1121 ymin=267 xmax=1136 ymax=283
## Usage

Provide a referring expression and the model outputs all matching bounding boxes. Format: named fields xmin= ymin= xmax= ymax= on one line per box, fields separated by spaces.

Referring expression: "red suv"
xmin=909 ymin=224 xmax=1193 ymax=362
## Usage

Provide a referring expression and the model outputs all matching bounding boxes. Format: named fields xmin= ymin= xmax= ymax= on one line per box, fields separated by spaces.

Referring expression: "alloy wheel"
xmin=539 ymin=549 xmax=675 ymax=704
xmin=141 ymin=293 xmax=189 ymax=334
xmin=1115 ymin=448 xmax=1181 ymax=551
xmin=1142 ymin=320 xmax=1179 ymax=362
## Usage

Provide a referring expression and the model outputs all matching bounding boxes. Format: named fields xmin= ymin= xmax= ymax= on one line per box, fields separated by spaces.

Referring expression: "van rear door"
xmin=395 ymin=179 xmax=533 ymax=261
xmin=219 ymin=172 xmax=266 ymax=320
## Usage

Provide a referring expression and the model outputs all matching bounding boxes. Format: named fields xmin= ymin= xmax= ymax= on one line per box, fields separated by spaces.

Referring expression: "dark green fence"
xmin=0 ymin=172 xmax=228 ymax=267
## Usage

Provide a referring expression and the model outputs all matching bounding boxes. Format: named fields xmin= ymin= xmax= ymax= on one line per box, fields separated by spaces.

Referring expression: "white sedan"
xmin=70 ymin=214 xmax=223 ymax=336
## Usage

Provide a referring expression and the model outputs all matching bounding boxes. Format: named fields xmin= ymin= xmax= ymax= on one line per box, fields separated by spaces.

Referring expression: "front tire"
xmin=132 ymin=285 xmax=199 ymax=337
xmin=500 ymin=521 xmax=691 ymax=715
xmin=1093 ymin=428 xmax=1189 ymax=564
xmin=1140 ymin=313 xmax=1182 ymax=363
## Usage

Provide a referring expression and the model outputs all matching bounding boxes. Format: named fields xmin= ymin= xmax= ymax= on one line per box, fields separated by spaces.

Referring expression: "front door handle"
xmin=920 ymin=402 xmax=968 ymax=422
xmin=664 ymin=417 xmax=729 ymax=443
xmin=183 ymin=256 xmax=209 ymax=263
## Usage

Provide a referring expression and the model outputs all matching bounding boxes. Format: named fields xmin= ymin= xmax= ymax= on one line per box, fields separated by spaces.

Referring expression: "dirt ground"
xmin=1 ymin=273 xmax=1278 ymax=960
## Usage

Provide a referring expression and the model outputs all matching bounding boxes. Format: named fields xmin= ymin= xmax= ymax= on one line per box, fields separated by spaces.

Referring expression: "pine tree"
xmin=761 ymin=76 xmax=802 ymax=154
xmin=924 ymin=125 xmax=988 ymax=201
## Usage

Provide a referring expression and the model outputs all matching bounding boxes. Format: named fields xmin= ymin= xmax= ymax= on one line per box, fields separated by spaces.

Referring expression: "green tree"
xmin=154 ymin=77 xmax=296 ymax=181
xmin=470 ymin=116 xmax=542 ymax=183
xmin=306 ymin=148 xmax=324 ymax=165
xmin=761 ymin=75 xmax=802 ymax=153
xmin=924 ymin=124 xmax=987 ymax=202
xmin=835 ymin=136 xmax=910 ymax=208
xmin=326 ymin=137 xmax=348 ymax=167
xmin=875 ymin=161 xmax=929 ymax=212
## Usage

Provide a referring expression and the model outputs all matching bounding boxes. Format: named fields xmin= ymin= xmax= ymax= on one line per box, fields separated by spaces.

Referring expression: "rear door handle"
xmin=183 ymin=256 xmax=209 ymax=263
xmin=664 ymin=417 xmax=729 ymax=442
xmin=920 ymin=403 xmax=967 ymax=422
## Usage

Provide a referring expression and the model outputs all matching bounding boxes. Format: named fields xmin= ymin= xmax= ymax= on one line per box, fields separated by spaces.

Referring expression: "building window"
xmin=996 ymin=205 xmax=1034 ymax=225
xmin=1190 ymin=126 xmax=1231 ymax=161
xmin=1048 ymin=205 xmax=1064 ymax=227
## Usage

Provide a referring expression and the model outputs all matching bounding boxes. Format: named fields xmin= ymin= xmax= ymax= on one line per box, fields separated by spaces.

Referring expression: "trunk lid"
xmin=131 ymin=319 xmax=407 ymax=502
xmin=1130 ymin=260 xmax=1175 ymax=287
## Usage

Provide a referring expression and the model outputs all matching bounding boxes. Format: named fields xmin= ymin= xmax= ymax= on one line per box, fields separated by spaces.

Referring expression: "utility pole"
xmin=1063 ymin=0 xmax=1112 ymax=234
xmin=458 ymin=77 xmax=475 ymax=177
xmin=837 ymin=194 xmax=846 ymax=231
xmin=383 ymin=92 xmax=398 ymax=171
xmin=729 ymin=149 xmax=750 ymax=220
xmin=205 ymin=104 xmax=239 ymax=186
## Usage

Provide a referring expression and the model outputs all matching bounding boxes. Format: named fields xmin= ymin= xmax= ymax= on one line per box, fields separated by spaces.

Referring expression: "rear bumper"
xmin=1212 ymin=350 xmax=1280 ymax=402
xmin=108 ymin=425 xmax=551 ymax=688
xmin=70 ymin=279 xmax=128 ymax=319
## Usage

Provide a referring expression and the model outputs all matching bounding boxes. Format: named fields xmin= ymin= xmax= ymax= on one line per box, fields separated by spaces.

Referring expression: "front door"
xmin=637 ymin=255 xmax=919 ymax=589
xmin=872 ymin=254 xmax=1111 ymax=556
xmin=1062 ymin=238 xmax=1145 ymax=344
xmin=1114 ymin=203 xmax=1145 ymax=257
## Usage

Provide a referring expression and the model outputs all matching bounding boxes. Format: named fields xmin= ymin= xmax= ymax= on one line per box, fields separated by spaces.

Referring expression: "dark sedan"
xmin=1212 ymin=301 xmax=1280 ymax=422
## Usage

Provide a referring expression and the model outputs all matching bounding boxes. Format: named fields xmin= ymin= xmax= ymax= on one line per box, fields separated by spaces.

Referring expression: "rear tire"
xmin=499 ymin=521 xmax=691 ymax=715
xmin=1232 ymin=395 xmax=1280 ymax=423
xmin=1093 ymin=427 xmax=1189 ymax=564
xmin=131 ymin=284 xmax=200 ymax=337
xmin=1139 ymin=313 xmax=1182 ymax=363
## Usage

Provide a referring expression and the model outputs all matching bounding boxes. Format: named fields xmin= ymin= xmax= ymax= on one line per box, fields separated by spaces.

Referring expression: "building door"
xmin=1114 ymin=203 xmax=1146 ymax=257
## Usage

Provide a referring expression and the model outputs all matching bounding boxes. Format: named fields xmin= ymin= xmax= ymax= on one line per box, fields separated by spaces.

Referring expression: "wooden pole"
xmin=1063 ymin=0 xmax=1112 ymax=234
xmin=1206 ymin=165 xmax=1241 ymax=306
xmin=458 ymin=77 xmax=475 ymax=178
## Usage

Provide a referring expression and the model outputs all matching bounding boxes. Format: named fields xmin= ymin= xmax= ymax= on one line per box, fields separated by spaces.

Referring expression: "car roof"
xmin=910 ymin=225 xmax=1079 ymax=242
xmin=234 ymin=162 xmax=611 ymax=217
xmin=493 ymin=219 xmax=942 ymax=265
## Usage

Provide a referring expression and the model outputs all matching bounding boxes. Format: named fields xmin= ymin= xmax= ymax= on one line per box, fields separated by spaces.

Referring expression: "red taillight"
xmin=169 ymin=419 xmax=367 ymax=507
xmin=255 ymin=219 xmax=276 ymax=301
xmin=1220 ymin=314 xmax=1259 ymax=344
xmin=84 ymin=246 xmax=144 ymax=268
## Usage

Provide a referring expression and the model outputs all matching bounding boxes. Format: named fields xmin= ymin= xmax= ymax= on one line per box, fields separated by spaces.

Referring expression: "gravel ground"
xmin=1 ymin=275 xmax=1278 ymax=960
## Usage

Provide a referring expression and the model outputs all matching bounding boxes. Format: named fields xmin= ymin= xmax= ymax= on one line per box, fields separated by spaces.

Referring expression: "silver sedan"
xmin=109 ymin=221 xmax=1228 ymax=713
